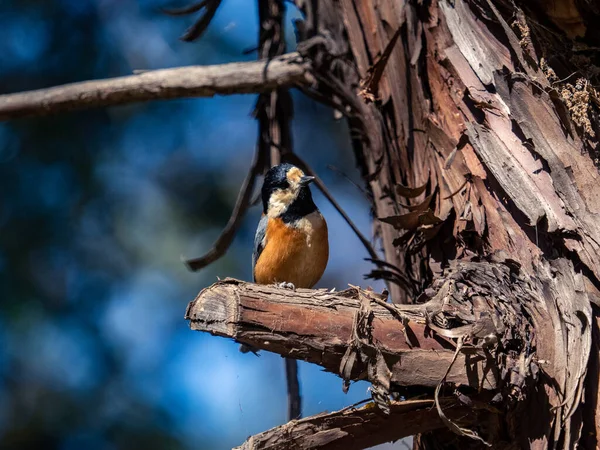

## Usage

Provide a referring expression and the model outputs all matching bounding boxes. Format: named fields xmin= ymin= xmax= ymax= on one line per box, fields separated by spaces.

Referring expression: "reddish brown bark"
xmin=234 ymin=398 xmax=485 ymax=450
xmin=186 ymin=277 xmax=496 ymax=390
xmin=187 ymin=1 xmax=600 ymax=442
xmin=292 ymin=0 xmax=600 ymax=447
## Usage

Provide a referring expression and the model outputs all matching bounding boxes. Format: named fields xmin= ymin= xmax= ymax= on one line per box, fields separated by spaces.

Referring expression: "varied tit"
xmin=252 ymin=163 xmax=329 ymax=289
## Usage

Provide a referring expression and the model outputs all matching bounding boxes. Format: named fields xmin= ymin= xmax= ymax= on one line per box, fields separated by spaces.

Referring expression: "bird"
xmin=252 ymin=163 xmax=329 ymax=290
xmin=248 ymin=163 xmax=329 ymax=420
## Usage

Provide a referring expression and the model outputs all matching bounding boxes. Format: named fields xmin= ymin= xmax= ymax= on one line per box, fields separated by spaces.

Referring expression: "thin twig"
xmin=160 ymin=0 xmax=209 ymax=16
xmin=256 ymin=0 xmax=300 ymax=424
xmin=364 ymin=257 xmax=406 ymax=276
xmin=169 ymin=0 xmax=223 ymax=42
xmin=183 ymin=147 xmax=265 ymax=271
xmin=296 ymin=84 xmax=351 ymax=119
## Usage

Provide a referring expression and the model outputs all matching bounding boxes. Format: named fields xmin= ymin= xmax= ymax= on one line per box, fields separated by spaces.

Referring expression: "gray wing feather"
xmin=252 ymin=215 xmax=268 ymax=281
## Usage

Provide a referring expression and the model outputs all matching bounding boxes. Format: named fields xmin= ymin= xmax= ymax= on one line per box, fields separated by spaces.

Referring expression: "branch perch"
xmin=0 ymin=52 xmax=310 ymax=121
xmin=185 ymin=277 xmax=500 ymax=390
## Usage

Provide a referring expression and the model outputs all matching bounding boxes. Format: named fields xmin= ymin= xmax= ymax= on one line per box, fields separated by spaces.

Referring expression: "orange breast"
xmin=254 ymin=213 xmax=329 ymax=289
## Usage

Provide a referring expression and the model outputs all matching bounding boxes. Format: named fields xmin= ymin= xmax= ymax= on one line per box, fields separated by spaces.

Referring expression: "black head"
xmin=261 ymin=163 xmax=317 ymax=221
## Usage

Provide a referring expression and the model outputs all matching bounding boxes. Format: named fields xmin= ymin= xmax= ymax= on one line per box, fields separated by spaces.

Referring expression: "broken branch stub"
xmin=187 ymin=255 xmax=590 ymax=445
xmin=187 ymin=259 xmax=550 ymax=398
xmin=186 ymin=278 xmax=478 ymax=389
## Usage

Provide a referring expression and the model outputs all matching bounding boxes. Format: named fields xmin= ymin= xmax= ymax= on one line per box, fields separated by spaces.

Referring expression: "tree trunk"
xmin=293 ymin=0 xmax=600 ymax=448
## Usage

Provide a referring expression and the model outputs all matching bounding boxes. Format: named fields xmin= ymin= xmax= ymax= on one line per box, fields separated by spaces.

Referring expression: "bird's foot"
xmin=277 ymin=281 xmax=296 ymax=290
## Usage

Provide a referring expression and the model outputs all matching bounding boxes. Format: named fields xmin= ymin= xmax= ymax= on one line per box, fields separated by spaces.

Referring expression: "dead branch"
xmin=235 ymin=398 xmax=483 ymax=450
xmin=0 ymin=52 xmax=310 ymax=121
xmin=185 ymin=276 xmax=500 ymax=390
xmin=185 ymin=258 xmax=589 ymax=447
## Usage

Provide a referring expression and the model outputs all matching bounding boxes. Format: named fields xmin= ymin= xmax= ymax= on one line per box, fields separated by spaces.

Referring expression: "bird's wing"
xmin=252 ymin=215 xmax=268 ymax=281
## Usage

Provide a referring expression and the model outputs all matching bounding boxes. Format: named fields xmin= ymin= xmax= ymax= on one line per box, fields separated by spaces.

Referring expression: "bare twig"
xmin=0 ymin=53 xmax=310 ymax=121
xmin=179 ymin=0 xmax=221 ymax=42
xmin=327 ymin=164 xmax=371 ymax=199
xmin=285 ymin=358 xmax=301 ymax=419
xmin=364 ymin=257 xmax=417 ymax=294
xmin=255 ymin=0 xmax=293 ymax=167
xmin=161 ymin=0 xmax=209 ymax=16
xmin=183 ymin=147 xmax=265 ymax=271
xmin=255 ymin=0 xmax=300 ymax=422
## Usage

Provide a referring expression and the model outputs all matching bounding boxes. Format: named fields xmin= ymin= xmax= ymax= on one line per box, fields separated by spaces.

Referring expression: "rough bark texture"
xmin=235 ymin=398 xmax=483 ymax=450
xmin=0 ymin=53 xmax=309 ymax=120
xmin=289 ymin=0 xmax=600 ymax=448
xmin=187 ymin=276 xmax=491 ymax=390
xmin=188 ymin=256 xmax=590 ymax=447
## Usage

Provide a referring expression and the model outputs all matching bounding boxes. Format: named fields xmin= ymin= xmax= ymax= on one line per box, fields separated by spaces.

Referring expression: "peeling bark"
xmin=188 ymin=252 xmax=591 ymax=446
xmin=235 ymin=398 xmax=483 ymax=450
xmin=186 ymin=277 xmax=490 ymax=390
xmin=290 ymin=0 xmax=600 ymax=447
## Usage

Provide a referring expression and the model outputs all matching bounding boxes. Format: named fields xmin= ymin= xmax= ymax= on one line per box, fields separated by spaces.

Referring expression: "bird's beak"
xmin=299 ymin=175 xmax=315 ymax=186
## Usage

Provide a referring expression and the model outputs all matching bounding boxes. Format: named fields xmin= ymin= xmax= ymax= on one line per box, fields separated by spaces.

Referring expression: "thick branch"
xmin=185 ymin=278 xmax=498 ymax=390
xmin=187 ymin=260 xmax=572 ymax=447
xmin=0 ymin=52 xmax=310 ymax=120
xmin=235 ymin=398 xmax=481 ymax=450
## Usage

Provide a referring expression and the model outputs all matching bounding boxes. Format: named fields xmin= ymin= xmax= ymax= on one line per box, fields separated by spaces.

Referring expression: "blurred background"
xmin=0 ymin=0 xmax=393 ymax=449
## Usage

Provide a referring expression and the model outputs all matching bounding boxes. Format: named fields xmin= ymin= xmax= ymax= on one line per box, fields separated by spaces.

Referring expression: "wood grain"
xmin=235 ymin=398 xmax=483 ymax=450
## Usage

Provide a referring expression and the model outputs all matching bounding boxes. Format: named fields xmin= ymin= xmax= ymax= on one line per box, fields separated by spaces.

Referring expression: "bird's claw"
xmin=277 ymin=282 xmax=296 ymax=290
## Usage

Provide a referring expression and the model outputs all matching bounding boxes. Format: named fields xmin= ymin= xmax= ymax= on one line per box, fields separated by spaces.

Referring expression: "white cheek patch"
xmin=268 ymin=188 xmax=297 ymax=217
xmin=267 ymin=167 xmax=306 ymax=217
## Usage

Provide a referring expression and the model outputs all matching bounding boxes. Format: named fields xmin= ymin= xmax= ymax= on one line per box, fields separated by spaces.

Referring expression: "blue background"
xmin=0 ymin=1 xmax=393 ymax=449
